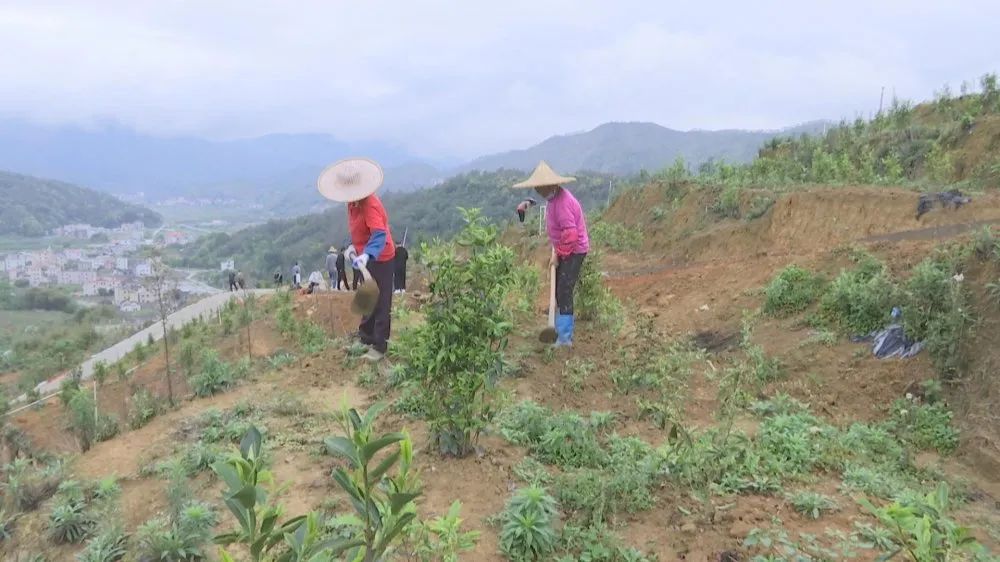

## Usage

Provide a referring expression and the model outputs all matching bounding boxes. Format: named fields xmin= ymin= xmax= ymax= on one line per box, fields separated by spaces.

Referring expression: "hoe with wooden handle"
xmin=539 ymin=251 xmax=558 ymax=344
xmin=351 ymin=264 xmax=379 ymax=316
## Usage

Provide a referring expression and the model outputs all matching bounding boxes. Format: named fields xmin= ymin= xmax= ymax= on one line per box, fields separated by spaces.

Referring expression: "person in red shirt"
xmin=317 ymin=158 xmax=395 ymax=361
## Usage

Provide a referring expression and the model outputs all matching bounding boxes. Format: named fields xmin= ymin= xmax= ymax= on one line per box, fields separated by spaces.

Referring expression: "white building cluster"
xmin=1 ymin=221 xmax=165 ymax=313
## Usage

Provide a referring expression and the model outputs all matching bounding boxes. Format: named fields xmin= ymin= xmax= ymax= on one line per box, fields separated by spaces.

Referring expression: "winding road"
xmin=14 ymin=289 xmax=273 ymax=404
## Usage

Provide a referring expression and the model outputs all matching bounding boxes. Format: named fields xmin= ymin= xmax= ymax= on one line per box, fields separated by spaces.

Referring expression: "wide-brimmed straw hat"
xmin=317 ymin=157 xmax=384 ymax=202
xmin=512 ymin=161 xmax=576 ymax=189
xmin=328 ymin=246 xmax=337 ymax=253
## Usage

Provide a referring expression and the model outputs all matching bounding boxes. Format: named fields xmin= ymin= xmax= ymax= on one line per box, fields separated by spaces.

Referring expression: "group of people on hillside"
xmin=308 ymin=157 xmax=588 ymax=362
xmin=272 ymin=241 xmax=409 ymax=297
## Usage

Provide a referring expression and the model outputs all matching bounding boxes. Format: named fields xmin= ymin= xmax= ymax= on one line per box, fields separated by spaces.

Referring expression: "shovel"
xmin=351 ymin=264 xmax=379 ymax=316
xmin=539 ymin=252 xmax=558 ymax=344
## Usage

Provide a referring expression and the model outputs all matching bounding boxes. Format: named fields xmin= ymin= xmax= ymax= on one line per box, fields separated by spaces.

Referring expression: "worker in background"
xmin=316 ymin=157 xmax=396 ymax=362
xmin=325 ymin=246 xmax=339 ymax=290
xmin=393 ymin=243 xmax=408 ymax=294
xmin=516 ymin=197 xmax=537 ymax=223
xmin=336 ymin=246 xmax=350 ymax=291
xmin=291 ymin=261 xmax=302 ymax=289
xmin=236 ymin=270 xmax=246 ymax=290
xmin=513 ymin=161 xmax=589 ymax=347
xmin=306 ymin=270 xmax=323 ymax=294
xmin=228 ymin=270 xmax=238 ymax=292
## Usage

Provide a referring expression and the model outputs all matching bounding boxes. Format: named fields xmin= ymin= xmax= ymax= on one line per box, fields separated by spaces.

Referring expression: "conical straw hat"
xmin=512 ymin=161 xmax=576 ymax=189
xmin=317 ymin=157 xmax=384 ymax=202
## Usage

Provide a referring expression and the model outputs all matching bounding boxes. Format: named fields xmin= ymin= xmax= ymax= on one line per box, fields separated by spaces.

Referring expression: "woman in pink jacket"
xmin=513 ymin=161 xmax=590 ymax=346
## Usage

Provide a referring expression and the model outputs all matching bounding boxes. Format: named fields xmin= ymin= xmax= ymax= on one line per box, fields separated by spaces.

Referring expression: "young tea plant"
xmin=212 ymin=427 xmax=314 ymax=561
xmin=860 ymin=482 xmax=991 ymax=561
xmin=395 ymin=208 xmax=517 ymax=457
xmin=324 ymin=400 xmax=421 ymax=562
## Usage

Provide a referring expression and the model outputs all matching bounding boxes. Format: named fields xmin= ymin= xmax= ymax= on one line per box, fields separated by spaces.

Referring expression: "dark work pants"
xmin=336 ymin=269 xmax=349 ymax=290
xmin=359 ymin=260 xmax=394 ymax=354
xmin=352 ymin=269 xmax=362 ymax=290
xmin=394 ymin=265 xmax=406 ymax=291
xmin=517 ymin=210 xmax=526 ymax=223
xmin=556 ymin=253 xmax=586 ymax=315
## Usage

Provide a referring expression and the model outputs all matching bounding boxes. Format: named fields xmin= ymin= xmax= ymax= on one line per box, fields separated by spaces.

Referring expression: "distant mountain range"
xmin=0 ymin=118 xmax=828 ymax=216
xmin=0 ymin=119 xmax=438 ymax=201
xmin=0 ymin=171 xmax=161 ymax=237
xmin=459 ymin=121 xmax=830 ymax=175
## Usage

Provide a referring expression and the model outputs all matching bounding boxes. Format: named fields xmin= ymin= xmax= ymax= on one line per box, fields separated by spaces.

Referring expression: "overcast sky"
xmin=1 ymin=1 xmax=998 ymax=160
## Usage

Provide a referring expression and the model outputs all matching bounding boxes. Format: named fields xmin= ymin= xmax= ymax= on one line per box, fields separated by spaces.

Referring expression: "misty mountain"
xmin=0 ymin=119 xmax=438 ymax=201
xmin=0 ymin=170 xmax=161 ymax=237
xmin=459 ymin=121 xmax=831 ymax=175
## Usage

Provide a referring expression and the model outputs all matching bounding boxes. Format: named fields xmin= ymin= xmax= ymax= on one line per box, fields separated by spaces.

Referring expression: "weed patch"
xmin=763 ymin=265 xmax=826 ymax=316
xmin=819 ymin=254 xmax=898 ymax=334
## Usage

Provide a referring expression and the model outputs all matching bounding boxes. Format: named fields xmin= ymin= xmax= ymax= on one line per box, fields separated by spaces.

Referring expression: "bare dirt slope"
xmin=5 ymin=183 xmax=1000 ymax=561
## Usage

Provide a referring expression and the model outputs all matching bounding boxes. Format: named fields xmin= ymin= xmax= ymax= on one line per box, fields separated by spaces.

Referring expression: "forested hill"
xmin=0 ymin=171 xmax=162 ymax=236
xmin=177 ymin=169 xmax=615 ymax=277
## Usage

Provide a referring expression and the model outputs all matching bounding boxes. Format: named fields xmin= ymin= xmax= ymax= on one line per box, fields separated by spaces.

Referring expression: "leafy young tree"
xmin=325 ymin=401 xmax=421 ymax=562
xmin=397 ymin=208 xmax=517 ymax=456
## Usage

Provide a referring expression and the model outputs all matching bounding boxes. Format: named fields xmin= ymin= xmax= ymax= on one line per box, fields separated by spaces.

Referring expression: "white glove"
xmin=352 ymin=253 xmax=370 ymax=270
xmin=344 ymin=246 xmax=358 ymax=262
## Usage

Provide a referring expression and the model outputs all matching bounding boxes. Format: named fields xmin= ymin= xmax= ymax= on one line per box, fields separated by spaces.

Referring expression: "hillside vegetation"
xmin=0 ymin=171 xmax=162 ymax=236
xmin=697 ymin=73 xmax=1000 ymax=188
xmin=177 ymin=169 xmax=615 ymax=277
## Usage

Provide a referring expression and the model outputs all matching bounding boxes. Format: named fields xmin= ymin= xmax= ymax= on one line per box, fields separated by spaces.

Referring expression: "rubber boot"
xmin=555 ymin=314 xmax=574 ymax=347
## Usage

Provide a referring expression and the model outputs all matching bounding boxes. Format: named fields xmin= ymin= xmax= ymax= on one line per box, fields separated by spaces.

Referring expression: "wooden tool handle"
xmin=548 ymin=250 xmax=557 ymax=328
xmin=360 ymin=263 xmax=374 ymax=282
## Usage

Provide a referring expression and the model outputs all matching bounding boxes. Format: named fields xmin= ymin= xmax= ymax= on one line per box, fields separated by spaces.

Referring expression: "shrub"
xmin=395 ymin=209 xmax=517 ymax=456
xmin=556 ymin=436 xmax=659 ymax=522
xmin=819 ymin=256 xmax=897 ymax=334
xmin=128 ymin=389 xmax=161 ymax=430
xmin=763 ymin=266 xmax=826 ymax=316
xmin=189 ymin=349 xmax=236 ymax=397
xmin=499 ymin=487 xmax=559 ymax=561
xmin=888 ymin=399 xmax=960 ymax=455
xmin=588 ymin=221 xmax=642 ymax=252
xmin=860 ymin=483 xmax=991 ymax=561
xmin=713 ymin=184 xmax=742 ymax=218
xmin=498 ymin=401 xmax=608 ymax=469
xmin=66 ymin=389 xmax=97 ymax=452
xmin=757 ymin=412 xmax=836 ymax=476
xmin=575 ymin=251 xmax=623 ymax=332
xmin=901 ymin=257 xmax=971 ymax=377
xmin=296 ymin=321 xmax=328 ymax=353
xmin=841 ymin=464 xmax=912 ymax=500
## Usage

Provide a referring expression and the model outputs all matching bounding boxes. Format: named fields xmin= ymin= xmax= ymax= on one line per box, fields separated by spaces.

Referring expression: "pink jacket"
xmin=545 ymin=188 xmax=590 ymax=257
